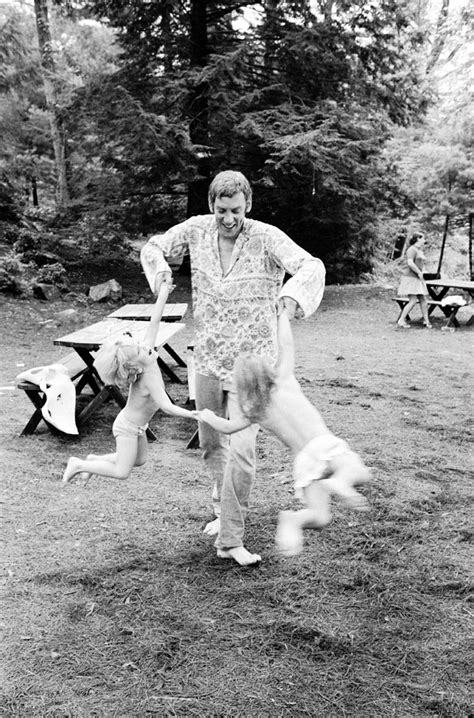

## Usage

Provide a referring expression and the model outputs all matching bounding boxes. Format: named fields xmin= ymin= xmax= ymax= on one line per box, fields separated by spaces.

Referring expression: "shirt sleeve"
xmin=269 ymin=227 xmax=326 ymax=318
xmin=140 ymin=218 xmax=194 ymax=293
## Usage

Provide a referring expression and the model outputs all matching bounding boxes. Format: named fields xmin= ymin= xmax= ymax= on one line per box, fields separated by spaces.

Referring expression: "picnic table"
xmin=108 ymin=302 xmax=188 ymax=323
xmin=425 ymin=278 xmax=474 ymax=301
xmin=426 ymin=278 xmax=473 ymax=327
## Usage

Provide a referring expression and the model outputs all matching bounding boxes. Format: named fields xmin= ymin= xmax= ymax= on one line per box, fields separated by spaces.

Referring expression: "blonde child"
xmin=198 ymin=308 xmax=370 ymax=557
xmin=63 ymin=284 xmax=197 ymax=483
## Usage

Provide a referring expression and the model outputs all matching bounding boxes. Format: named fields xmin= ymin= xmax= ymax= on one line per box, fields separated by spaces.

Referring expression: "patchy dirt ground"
xmin=1 ymin=273 xmax=472 ymax=717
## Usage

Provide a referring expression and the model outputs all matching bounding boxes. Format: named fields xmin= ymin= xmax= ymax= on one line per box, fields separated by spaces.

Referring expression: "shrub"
xmin=0 ymin=251 xmax=34 ymax=296
xmin=35 ymin=261 xmax=70 ymax=290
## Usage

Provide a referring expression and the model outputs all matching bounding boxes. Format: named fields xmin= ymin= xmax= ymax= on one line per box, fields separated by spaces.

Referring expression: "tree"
xmin=34 ymin=0 xmax=70 ymax=208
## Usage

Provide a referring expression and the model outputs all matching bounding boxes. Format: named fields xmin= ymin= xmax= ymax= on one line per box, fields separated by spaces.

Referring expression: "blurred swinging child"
xmin=63 ymin=284 xmax=197 ymax=483
xmin=198 ymin=308 xmax=370 ymax=556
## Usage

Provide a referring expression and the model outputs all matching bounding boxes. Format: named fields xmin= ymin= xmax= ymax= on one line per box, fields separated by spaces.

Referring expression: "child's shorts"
xmin=293 ymin=434 xmax=352 ymax=499
xmin=112 ymin=411 xmax=149 ymax=439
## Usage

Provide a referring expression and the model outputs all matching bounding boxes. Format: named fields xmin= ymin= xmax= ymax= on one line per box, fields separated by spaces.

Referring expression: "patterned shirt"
xmin=141 ymin=215 xmax=325 ymax=383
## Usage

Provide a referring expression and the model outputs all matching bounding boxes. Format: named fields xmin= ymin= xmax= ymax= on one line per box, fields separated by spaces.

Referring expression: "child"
xmin=197 ymin=308 xmax=370 ymax=557
xmin=63 ymin=284 xmax=197 ymax=483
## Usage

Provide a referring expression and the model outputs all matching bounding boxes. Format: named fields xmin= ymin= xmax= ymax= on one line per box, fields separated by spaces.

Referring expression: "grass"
xmin=1 ymin=279 xmax=473 ymax=717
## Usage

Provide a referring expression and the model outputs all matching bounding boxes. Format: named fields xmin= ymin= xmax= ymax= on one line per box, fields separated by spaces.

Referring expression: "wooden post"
xmin=469 ymin=213 xmax=473 ymax=281
xmin=436 ymin=214 xmax=449 ymax=277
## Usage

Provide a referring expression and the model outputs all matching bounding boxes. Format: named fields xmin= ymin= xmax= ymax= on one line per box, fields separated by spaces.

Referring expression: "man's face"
xmin=213 ymin=191 xmax=250 ymax=242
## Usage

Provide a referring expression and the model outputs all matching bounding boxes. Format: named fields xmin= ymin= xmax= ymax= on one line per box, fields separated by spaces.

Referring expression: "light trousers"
xmin=195 ymin=372 xmax=260 ymax=549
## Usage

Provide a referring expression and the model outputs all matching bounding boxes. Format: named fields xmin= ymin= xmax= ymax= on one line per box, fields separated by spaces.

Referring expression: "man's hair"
xmin=208 ymin=170 xmax=252 ymax=209
xmin=233 ymin=354 xmax=275 ymax=423
xmin=93 ymin=335 xmax=144 ymax=386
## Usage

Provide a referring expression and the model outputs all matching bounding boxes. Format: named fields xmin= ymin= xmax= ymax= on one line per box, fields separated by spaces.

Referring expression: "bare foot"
xmin=62 ymin=457 xmax=83 ymax=484
xmin=217 ymin=547 xmax=262 ymax=566
xmin=275 ymin=511 xmax=304 ymax=557
xmin=203 ymin=517 xmax=220 ymax=536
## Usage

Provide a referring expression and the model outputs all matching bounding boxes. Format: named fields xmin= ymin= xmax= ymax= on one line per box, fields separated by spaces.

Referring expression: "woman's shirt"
xmin=402 ymin=245 xmax=425 ymax=277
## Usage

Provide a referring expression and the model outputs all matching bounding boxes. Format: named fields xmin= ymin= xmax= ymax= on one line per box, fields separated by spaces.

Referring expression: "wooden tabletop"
xmin=108 ymin=303 xmax=188 ymax=321
xmin=54 ymin=318 xmax=185 ymax=350
xmin=426 ymin=279 xmax=474 ymax=290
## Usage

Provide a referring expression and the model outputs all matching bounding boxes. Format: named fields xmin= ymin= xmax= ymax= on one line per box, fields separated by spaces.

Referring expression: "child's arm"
xmin=144 ymin=370 xmax=198 ymax=420
xmin=144 ymin=283 xmax=171 ymax=348
xmin=276 ymin=307 xmax=295 ymax=377
xmin=197 ymin=408 xmax=251 ymax=434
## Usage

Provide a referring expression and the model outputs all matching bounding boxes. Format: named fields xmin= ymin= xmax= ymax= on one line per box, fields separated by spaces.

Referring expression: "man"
xmin=141 ymin=170 xmax=325 ymax=565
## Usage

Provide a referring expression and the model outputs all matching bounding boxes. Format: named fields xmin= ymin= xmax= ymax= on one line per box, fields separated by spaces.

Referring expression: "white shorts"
xmin=293 ymin=434 xmax=351 ymax=499
xmin=112 ymin=410 xmax=148 ymax=439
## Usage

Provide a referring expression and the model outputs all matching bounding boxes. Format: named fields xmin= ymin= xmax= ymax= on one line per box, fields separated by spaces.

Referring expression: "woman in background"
xmin=397 ymin=233 xmax=432 ymax=329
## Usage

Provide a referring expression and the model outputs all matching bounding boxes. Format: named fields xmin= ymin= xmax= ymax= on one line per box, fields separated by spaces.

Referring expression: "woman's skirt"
xmin=398 ymin=275 xmax=428 ymax=296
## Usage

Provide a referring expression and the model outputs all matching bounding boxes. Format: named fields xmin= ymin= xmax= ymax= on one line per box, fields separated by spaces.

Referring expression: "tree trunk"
xmin=186 ymin=0 xmax=210 ymax=217
xmin=161 ymin=1 xmax=173 ymax=74
xmin=34 ymin=0 xmax=70 ymax=209
xmin=426 ymin=0 xmax=450 ymax=74
xmin=264 ymin=0 xmax=279 ymax=70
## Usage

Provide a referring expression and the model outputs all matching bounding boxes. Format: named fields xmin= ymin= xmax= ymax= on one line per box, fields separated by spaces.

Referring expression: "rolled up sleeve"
xmin=269 ymin=229 xmax=325 ymax=318
xmin=140 ymin=219 xmax=192 ymax=293
xmin=280 ymin=256 xmax=325 ymax=318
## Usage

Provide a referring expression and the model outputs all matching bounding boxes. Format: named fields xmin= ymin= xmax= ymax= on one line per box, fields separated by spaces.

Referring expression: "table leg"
xmin=163 ymin=343 xmax=187 ymax=368
xmin=157 ymin=357 xmax=183 ymax=384
xmin=427 ymin=286 xmax=449 ymax=301
xmin=20 ymin=387 xmax=45 ymax=435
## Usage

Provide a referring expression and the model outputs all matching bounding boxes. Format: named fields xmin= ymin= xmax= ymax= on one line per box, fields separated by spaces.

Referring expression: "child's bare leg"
xmin=134 ymin=433 xmax=148 ymax=467
xmin=86 ymin=452 xmax=116 ymax=461
xmin=63 ymin=435 xmax=137 ymax=483
xmin=321 ymin=455 xmax=370 ymax=511
xmin=275 ymin=510 xmax=305 ymax=556
xmin=276 ymin=481 xmax=331 ymax=557
xmin=217 ymin=546 xmax=261 ymax=565
xmin=79 ymin=452 xmax=116 ymax=482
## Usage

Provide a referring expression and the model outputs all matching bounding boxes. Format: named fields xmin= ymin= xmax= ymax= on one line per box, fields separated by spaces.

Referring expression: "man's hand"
xmin=154 ymin=271 xmax=173 ymax=295
xmin=278 ymin=296 xmax=298 ymax=319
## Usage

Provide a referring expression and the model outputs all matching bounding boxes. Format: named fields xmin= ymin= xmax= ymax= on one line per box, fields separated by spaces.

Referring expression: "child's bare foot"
xmin=217 ymin=547 xmax=261 ymax=566
xmin=80 ymin=471 xmax=93 ymax=484
xmin=62 ymin=457 xmax=83 ymax=484
xmin=203 ymin=517 xmax=220 ymax=536
xmin=275 ymin=511 xmax=304 ymax=557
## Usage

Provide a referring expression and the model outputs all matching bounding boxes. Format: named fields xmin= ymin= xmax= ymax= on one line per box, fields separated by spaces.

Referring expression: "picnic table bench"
xmin=16 ymin=351 xmax=98 ymax=436
xmin=392 ymin=296 xmax=465 ymax=328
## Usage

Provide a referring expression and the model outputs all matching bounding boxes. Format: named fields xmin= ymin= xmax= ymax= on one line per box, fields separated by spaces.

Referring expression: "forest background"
xmin=0 ymin=0 xmax=472 ymax=293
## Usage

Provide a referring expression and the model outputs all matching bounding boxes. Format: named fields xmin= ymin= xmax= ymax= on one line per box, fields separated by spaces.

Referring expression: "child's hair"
xmin=208 ymin=170 xmax=252 ymax=209
xmin=233 ymin=354 xmax=275 ymax=422
xmin=93 ymin=334 xmax=144 ymax=386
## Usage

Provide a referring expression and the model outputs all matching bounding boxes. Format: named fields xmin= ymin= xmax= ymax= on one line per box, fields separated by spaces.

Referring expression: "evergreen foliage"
xmin=1 ymin=0 xmax=471 ymax=285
